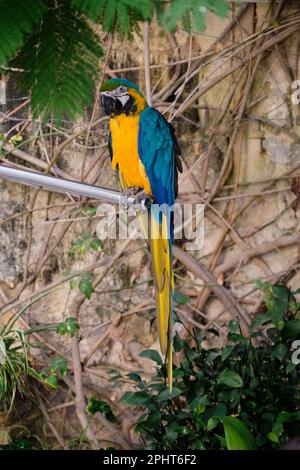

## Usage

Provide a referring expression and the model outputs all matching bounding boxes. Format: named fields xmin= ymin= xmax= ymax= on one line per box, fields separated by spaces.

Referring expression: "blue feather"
xmin=138 ymin=107 xmax=175 ymax=209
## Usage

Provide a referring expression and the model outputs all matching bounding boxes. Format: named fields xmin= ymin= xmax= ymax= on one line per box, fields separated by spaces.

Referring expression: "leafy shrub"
xmin=120 ymin=282 xmax=300 ymax=450
xmin=0 ymin=321 xmax=30 ymax=413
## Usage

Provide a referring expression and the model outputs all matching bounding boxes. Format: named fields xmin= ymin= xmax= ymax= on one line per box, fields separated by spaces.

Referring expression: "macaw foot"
xmin=121 ymin=187 xmax=152 ymax=212
xmin=122 ymin=186 xmax=143 ymax=198
xmin=133 ymin=190 xmax=153 ymax=212
xmin=133 ymin=189 xmax=148 ymax=202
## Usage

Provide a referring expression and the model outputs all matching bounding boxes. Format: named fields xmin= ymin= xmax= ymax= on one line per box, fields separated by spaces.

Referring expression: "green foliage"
xmin=118 ymin=282 xmax=300 ymax=450
xmin=0 ymin=325 xmax=29 ymax=412
xmin=72 ymin=231 xmax=103 ymax=256
xmin=71 ymin=0 xmax=153 ymax=35
xmin=0 ymin=437 xmax=35 ymax=450
xmin=0 ymin=133 xmax=6 ymax=158
xmin=71 ymin=0 xmax=229 ymax=34
xmin=217 ymin=369 xmax=243 ymax=388
xmin=39 ymin=356 xmax=68 ymax=389
xmin=0 ymin=0 xmax=229 ymax=121
xmin=0 ymin=0 xmax=45 ymax=65
xmin=221 ymin=416 xmax=256 ymax=450
xmin=86 ymin=397 xmax=116 ymax=422
xmin=79 ymin=272 xmax=94 ymax=299
xmin=139 ymin=349 xmax=162 ymax=365
xmin=256 ymin=280 xmax=294 ymax=329
xmin=50 ymin=356 xmax=68 ymax=377
xmin=161 ymin=0 xmax=229 ymax=32
xmin=39 ymin=370 xmax=58 ymax=389
xmin=14 ymin=0 xmax=103 ymax=122
xmin=56 ymin=317 xmax=80 ymax=337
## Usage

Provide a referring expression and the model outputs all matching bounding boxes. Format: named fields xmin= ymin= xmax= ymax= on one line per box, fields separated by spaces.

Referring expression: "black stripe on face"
xmin=101 ymin=94 xmax=116 ymax=116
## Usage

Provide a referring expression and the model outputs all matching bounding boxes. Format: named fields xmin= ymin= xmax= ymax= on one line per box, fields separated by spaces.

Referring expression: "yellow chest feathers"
xmin=109 ymin=114 xmax=151 ymax=194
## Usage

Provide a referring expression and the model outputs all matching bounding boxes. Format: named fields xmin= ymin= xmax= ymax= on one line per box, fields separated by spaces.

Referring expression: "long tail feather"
xmin=117 ymin=172 xmax=174 ymax=390
xmin=149 ymin=208 xmax=173 ymax=391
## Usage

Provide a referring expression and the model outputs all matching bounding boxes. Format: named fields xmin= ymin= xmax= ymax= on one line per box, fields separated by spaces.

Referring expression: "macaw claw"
xmin=121 ymin=187 xmax=151 ymax=211
xmin=122 ymin=186 xmax=143 ymax=198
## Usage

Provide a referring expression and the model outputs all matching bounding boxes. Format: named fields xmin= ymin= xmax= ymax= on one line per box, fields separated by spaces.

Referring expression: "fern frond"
xmin=0 ymin=0 xmax=45 ymax=66
xmin=13 ymin=0 xmax=103 ymax=123
xmin=71 ymin=0 xmax=103 ymax=21
xmin=72 ymin=0 xmax=153 ymax=36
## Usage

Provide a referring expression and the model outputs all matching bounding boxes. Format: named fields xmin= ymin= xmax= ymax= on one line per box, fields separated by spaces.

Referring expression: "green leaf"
xmin=0 ymin=0 xmax=45 ymax=65
xmin=86 ymin=207 xmax=97 ymax=217
xmin=138 ymin=410 xmax=161 ymax=427
xmin=173 ymin=334 xmax=185 ymax=352
xmin=173 ymin=290 xmax=190 ymax=305
xmin=190 ymin=394 xmax=208 ymax=413
xmin=221 ymin=345 xmax=235 ymax=362
xmin=121 ymin=391 xmax=150 ymax=406
xmin=286 ymin=362 xmax=297 ymax=374
xmin=139 ymin=349 xmax=162 ymax=365
xmin=45 ymin=373 xmax=58 ymax=389
xmin=272 ymin=343 xmax=288 ymax=361
xmin=72 ymin=0 xmax=153 ymax=35
xmin=282 ymin=319 xmax=300 ymax=340
xmin=272 ymin=17 xmax=281 ymax=27
xmin=228 ymin=320 xmax=240 ymax=333
xmin=276 ymin=411 xmax=292 ymax=424
xmin=267 ymin=432 xmax=279 ymax=443
xmin=50 ymin=356 xmax=67 ymax=376
xmin=71 ymin=0 xmax=103 ymax=21
xmin=14 ymin=0 xmax=103 ymax=123
xmin=262 ymin=285 xmax=290 ymax=326
xmin=272 ymin=421 xmax=284 ymax=437
xmin=69 ymin=279 xmax=77 ymax=290
xmin=221 ymin=416 xmax=256 ymax=450
xmin=90 ymin=239 xmax=103 ymax=251
xmin=203 ymin=404 xmax=227 ymax=425
xmin=157 ymin=387 xmax=182 ymax=402
xmin=217 ymin=369 xmax=243 ymax=388
xmin=165 ymin=422 xmax=184 ymax=443
xmin=207 ymin=416 xmax=219 ymax=431
xmin=56 ymin=317 xmax=80 ymax=337
xmin=126 ymin=372 xmax=142 ymax=382
xmin=79 ymin=272 xmax=94 ymax=299
xmin=249 ymin=313 xmax=271 ymax=333
xmin=86 ymin=397 xmax=116 ymax=422
xmin=227 ymin=333 xmax=248 ymax=345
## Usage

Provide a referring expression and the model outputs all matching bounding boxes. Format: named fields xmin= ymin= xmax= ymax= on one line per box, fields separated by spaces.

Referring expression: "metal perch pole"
xmin=0 ymin=164 xmax=150 ymax=211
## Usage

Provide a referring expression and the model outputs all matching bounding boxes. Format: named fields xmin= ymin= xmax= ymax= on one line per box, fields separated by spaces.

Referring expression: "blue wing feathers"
xmin=138 ymin=107 xmax=176 ymax=210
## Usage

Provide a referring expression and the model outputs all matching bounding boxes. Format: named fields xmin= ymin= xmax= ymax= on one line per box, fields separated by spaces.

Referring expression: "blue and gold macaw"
xmin=100 ymin=78 xmax=182 ymax=390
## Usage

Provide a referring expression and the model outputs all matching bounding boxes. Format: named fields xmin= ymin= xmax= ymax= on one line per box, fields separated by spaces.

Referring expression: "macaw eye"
xmin=118 ymin=86 xmax=127 ymax=93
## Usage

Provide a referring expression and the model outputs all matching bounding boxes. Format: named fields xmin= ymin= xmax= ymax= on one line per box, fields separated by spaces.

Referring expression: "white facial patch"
xmin=117 ymin=94 xmax=130 ymax=106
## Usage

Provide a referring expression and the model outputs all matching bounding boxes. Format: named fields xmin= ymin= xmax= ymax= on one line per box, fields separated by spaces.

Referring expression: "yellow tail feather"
xmin=117 ymin=173 xmax=173 ymax=391
xmin=150 ymin=212 xmax=173 ymax=392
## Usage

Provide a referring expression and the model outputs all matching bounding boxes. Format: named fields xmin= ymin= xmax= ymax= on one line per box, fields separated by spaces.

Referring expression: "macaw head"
xmin=100 ymin=78 xmax=147 ymax=116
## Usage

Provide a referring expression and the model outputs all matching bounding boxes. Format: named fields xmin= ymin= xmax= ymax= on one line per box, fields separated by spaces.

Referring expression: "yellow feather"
xmin=150 ymin=213 xmax=173 ymax=391
xmin=110 ymin=113 xmax=151 ymax=194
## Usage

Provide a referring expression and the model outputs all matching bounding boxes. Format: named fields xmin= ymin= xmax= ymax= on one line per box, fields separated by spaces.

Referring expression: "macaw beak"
xmin=101 ymin=91 xmax=134 ymax=116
